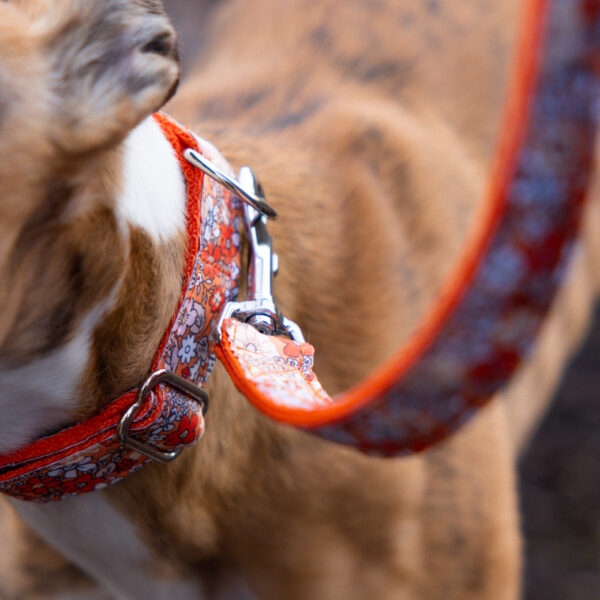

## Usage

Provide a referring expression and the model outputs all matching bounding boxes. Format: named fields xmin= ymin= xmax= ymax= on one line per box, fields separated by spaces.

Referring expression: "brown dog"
xmin=1 ymin=0 xmax=599 ymax=598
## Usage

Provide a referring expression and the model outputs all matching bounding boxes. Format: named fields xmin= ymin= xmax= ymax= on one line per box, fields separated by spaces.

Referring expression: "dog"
xmin=1 ymin=0 xmax=600 ymax=598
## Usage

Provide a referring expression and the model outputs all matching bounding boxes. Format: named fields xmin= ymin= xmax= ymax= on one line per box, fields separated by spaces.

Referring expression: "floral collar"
xmin=0 ymin=114 xmax=243 ymax=501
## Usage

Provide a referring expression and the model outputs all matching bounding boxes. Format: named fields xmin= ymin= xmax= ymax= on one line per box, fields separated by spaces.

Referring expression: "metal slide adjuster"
xmin=117 ymin=370 xmax=209 ymax=463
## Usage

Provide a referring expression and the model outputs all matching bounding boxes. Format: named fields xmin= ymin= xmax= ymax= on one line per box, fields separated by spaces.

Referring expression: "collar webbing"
xmin=0 ymin=114 xmax=242 ymax=501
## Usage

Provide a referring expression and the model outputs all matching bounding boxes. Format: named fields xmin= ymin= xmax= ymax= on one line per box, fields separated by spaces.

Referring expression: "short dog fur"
xmin=1 ymin=0 xmax=600 ymax=598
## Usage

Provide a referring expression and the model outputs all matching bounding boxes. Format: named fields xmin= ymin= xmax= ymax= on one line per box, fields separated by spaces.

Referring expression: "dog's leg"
xmin=0 ymin=498 xmax=110 ymax=600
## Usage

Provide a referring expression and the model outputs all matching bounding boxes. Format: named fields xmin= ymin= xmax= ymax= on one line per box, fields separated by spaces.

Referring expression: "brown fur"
xmin=0 ymin=0 xmax=180 ymax=366
xmin=1 ymin=0 xmax=598 ymax=598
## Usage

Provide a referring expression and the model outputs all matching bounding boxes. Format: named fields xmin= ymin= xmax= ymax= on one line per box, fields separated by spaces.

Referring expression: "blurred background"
xmin=520 ymin=308 xmax=600 ymax=600
xmin=162 ymin=1 xmax=600 ymax=597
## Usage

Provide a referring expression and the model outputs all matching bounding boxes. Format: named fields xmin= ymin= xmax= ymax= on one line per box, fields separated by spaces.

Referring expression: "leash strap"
xmin=216 ymin=0 xmax=600 ymax=455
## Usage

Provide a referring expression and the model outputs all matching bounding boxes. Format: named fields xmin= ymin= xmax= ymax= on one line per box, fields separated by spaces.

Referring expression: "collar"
xmin=0 ymin=0 xmax=599 ymax=501
xmin=0 ymin=114 xmax=243 ymax=501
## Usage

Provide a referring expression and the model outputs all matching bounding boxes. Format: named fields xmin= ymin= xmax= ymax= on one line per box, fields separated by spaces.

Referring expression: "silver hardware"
xmin=215 ymin=167 xmax=305 ymax=342
xmin=184 ymin=147 xmax=305 ymax=342
xmin=117 ymin=370 xmax=209 ymax=463
xmin=183 ymin=149 xmax=278 ymax=219
xmin=217 ymin=166 xmax=304 ymax=343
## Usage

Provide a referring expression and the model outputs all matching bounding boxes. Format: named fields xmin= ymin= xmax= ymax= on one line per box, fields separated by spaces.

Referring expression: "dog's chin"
xmin=163 ymin=65 xmax=181 ymax=106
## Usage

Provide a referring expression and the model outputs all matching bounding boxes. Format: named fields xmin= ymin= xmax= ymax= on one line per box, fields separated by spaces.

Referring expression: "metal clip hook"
xmin=184 ymin=148 xmax=304 ymax=342
xmin=216 ymin=166 xmax=305 ymax=343
xmin=218 ymin=167 xmax=304 ymax=344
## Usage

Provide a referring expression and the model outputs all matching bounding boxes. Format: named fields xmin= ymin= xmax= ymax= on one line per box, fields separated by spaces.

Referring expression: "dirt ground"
xmin=520 ymin=306 xmax=600 ymax=599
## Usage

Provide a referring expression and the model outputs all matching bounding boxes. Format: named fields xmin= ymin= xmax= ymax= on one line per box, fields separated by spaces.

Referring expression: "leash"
xmin=215 ymin=0 xmax=600 ymax=454
xmin=0 ymin=0 xmax=598 ymax=501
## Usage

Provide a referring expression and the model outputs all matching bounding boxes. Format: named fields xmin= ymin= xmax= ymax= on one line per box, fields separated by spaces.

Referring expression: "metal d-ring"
xmin=183 ymin=148 xmax=278 ymax=219
xmin=117 ymin=370 xmax=209 ymax=463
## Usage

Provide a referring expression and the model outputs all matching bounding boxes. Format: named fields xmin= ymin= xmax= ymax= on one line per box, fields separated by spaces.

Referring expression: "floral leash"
xmin=217 ymin=0 xmax=600 ymax=453
xmin=0 ymin=0 xmax=599 ymax=502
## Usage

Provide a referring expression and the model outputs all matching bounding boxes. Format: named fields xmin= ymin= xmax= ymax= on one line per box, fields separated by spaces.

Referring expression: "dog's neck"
xmin=0 ymin=116 xmax=188 ymax=456
xmin=5 ymin=115 xmax=215 ymax=600
xmin=118 ymin=116 xmax=187 ymax=244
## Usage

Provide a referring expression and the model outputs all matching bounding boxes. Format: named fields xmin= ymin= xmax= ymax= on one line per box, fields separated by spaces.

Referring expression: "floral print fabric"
xmin=219 ymin=318 xmax=334 ymax=411
xmin=0 ymin=114 xmax=242 ymax=502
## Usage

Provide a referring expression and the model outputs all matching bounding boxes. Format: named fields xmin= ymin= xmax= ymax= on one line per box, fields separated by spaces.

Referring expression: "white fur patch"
xmin=11 ymin=494 xmax=204 ymax=600
xmin=118 ymin=117 xmax=187 ymax=242
xmin=0 ymin=305 xmax=110 ymax=455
